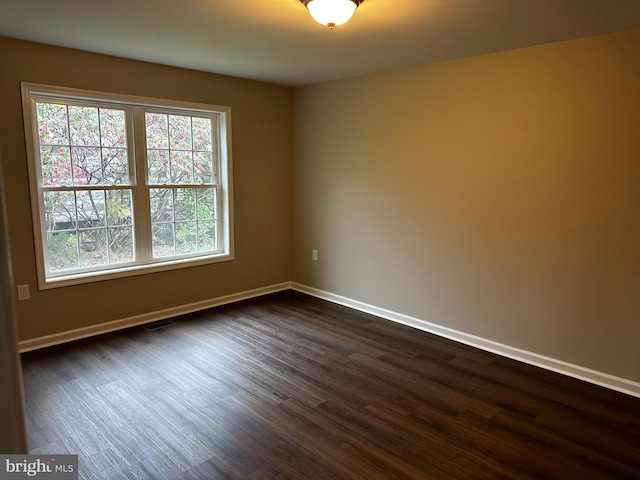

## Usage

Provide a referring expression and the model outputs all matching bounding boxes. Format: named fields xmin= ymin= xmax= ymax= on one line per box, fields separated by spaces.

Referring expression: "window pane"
xmin=37 ymin=103 xmax=69 ymax=146
xmin=169 ymin=115 xmax=192 ymax=150
xmin=174 ymin=189 xmax=196 ymax=222
xmin=195 ymin=189 xmax=216 ymax=252
xmin=79 ymin=228 xmax=108 ymax=267
xmin=47 ymin=230 xmax=79 ymax=272
xmin=68 ymin=106 xmax=100 ymax=146
xmin=150 ymin=187 xmax=216 ymax=257
xmin=71 ymin=146 xmax=102 ymax=185
xmin=146 ymin=113 xmax=215 ymax=186
xmin=150 ymin=188 xmax=173 ymax=224
xmin=108 ymin=226 xmax=134 ymax=263
xmin=102 ymin=148 xmax=129 ymax=184
xmin=148 ymin=150 xmax=169 ymax=184
xmin=145 ymin=113 xmax=169 ymax=149
xmin=44 ymin=189 xmax=134 ymax=271
xmin=170 ymin=151 xmax=193 ymax=184
xmin=192 ymin=117 xmax=212 ymax=151
xmin=44 ymin=191 xmax=76 ymax=231
xmin=37 ymin=102 xmax=130 ymax=187
xmin=106 ymin=190 xmax=133 ymax=227
xmin=176 ymin=221 xmax=197 ymax=255
xmin=198 ymin=221 xmax=216 ymax=252
xmin=100 ymin=109 xmax=127 ymax=148
xmin=41 ymin=146 xmax=72 ymax=186
xmin=194 ymin=152 xmax=214 ymax=184
xmin=196 ymin=188 xmax=216 ymax=220
xmin=152 ymin=223 xmax=175 ymax=258
xmin=75 ymin=190 xmax=106 ymax=229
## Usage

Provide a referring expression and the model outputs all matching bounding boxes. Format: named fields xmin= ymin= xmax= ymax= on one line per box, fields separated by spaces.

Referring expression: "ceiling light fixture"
xmin=300 ymin=0 xmax=364 ymax=29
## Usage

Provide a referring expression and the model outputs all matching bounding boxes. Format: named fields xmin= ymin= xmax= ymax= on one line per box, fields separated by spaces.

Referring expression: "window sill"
xmin=38 ymin=252 xmax=234 ymax=290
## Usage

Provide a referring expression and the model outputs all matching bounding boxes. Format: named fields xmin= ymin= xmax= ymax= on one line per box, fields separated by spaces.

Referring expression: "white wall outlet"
xmin=312 ymin=249 xmax=318 ymax=261
xmin=17 ymin=284 xmax=30 ymax=301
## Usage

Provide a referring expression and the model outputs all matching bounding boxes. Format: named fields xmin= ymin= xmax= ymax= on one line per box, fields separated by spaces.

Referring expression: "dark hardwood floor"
xmin=21 ymin=291 xmax=640 ymax=479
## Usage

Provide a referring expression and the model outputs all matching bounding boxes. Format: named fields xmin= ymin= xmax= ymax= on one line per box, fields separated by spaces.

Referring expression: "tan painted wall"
xmin=0 ymin=37 xmax=292 ymax=340
xmin=292 ymin=30 xmax=640 ymax=382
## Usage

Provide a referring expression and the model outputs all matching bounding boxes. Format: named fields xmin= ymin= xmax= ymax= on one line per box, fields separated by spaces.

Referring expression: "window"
xmin=21 ymin=83 xmax=233 ymax=289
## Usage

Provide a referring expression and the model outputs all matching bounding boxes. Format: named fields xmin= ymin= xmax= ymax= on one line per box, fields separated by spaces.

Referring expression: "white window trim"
xmin=21 ymin=82 xmax=234 ymax=290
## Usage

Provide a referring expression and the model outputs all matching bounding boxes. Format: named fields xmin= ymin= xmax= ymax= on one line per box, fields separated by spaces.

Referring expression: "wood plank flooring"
xmin=21 ymin=291 xmax=640 ymax=479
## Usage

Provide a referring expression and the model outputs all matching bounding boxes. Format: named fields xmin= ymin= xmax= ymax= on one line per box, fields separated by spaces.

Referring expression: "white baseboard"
xmin=291 ymin=282 xmax=640 ymax=399
xmin=18 ymin=282 xmax=292 ymax=353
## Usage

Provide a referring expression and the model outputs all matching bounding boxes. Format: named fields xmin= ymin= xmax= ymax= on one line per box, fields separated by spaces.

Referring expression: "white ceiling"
xmin=1 ymin=0 xmax=640 ymax=86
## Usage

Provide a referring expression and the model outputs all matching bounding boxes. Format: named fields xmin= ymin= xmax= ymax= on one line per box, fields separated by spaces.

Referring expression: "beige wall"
xmin=0 ymin=37 xmax=293 ymax=340
xmin=292 ymin=29 xmax=640 ymax=382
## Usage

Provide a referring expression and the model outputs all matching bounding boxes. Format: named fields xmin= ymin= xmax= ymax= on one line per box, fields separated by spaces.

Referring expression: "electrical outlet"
xmin=312 ymin=249 xmax=318 ymax=261
xmin=17 ymin=284 xmax=30 ymax=301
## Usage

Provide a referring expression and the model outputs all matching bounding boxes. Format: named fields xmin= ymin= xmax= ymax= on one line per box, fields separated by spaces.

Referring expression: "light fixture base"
xmin=300 ymin=0 xmax=364 ymax=6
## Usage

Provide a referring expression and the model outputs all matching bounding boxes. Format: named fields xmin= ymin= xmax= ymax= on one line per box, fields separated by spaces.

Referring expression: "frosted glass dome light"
xmin=301 ymin=0 xmax=363 ymax=29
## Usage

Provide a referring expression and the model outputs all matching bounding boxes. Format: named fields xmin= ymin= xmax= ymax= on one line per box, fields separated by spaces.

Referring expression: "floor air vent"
xmin=144 ymin=320 xmax=176 ymax=331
